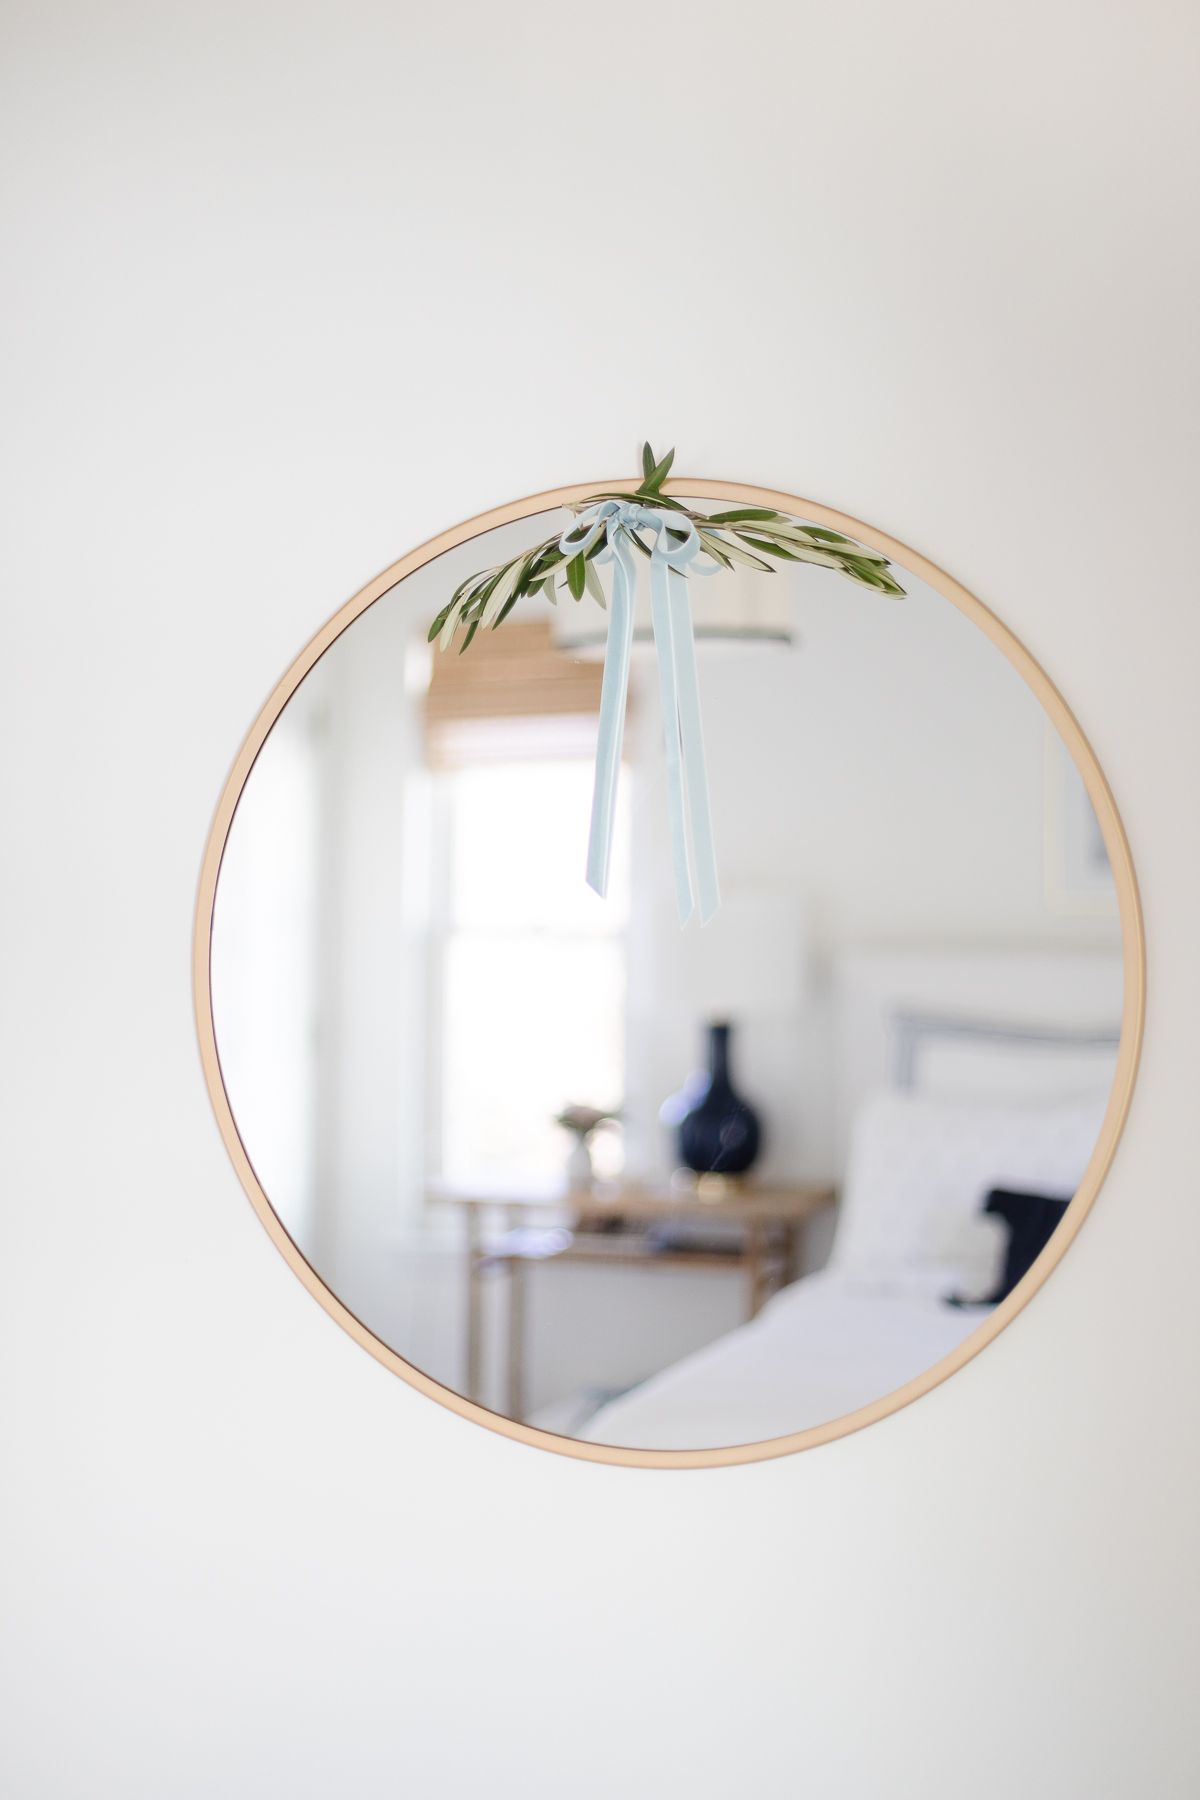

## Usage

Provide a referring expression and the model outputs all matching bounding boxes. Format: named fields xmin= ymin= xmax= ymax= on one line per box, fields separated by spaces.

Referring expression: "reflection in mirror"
xmin=210 ymin=502 xmax=1125 ymax=1451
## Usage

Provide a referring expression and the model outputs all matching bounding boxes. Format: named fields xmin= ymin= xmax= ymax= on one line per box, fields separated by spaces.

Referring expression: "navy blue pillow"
xmin=947 ymin=1187 xmax=1071 ymax=1307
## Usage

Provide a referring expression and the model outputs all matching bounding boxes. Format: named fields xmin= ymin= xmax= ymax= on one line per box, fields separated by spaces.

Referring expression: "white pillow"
xmin=830 ymin=1088 xmax=1107 ymax=1293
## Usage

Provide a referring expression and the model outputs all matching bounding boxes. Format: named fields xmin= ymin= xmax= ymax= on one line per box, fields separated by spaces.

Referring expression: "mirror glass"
xmin=208 ymin=498 xmax=1129 ymax=1452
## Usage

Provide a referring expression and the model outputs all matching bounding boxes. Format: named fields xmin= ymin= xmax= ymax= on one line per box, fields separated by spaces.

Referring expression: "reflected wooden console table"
xmin=431 ymin=1179 xmax=836 ymax=1420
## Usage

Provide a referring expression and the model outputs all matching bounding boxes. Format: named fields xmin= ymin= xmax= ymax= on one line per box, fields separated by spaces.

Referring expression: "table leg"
xmin=782 ymin=1219 xmax=802 ymax=1287
xmin=465 ymin=1208 xmax=482 ymax=1403
xmin=507 ymin=1255 xmax=526 ymax=1422
xmin=746 ymin=1220 xmax=770 ymax=1318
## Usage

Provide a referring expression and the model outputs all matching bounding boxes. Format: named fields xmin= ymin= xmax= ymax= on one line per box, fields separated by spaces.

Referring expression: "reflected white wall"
xmin=212 ymin=596 xmax=431 ymax=1285
xmin=624 ymin=565 xmax=1121 ymax=1186
xmin=306 ymin=598 xmax=430 ymax=1289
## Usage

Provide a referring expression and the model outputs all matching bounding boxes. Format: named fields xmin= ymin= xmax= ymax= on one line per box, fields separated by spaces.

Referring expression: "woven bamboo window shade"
xmin=423 ymin=618 xmax=607 ymax=764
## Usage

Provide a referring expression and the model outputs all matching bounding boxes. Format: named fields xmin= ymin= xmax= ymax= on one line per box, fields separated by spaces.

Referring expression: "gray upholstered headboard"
xmin=831 ymin=949 xmax=1123 ymax=1162
xmin=891 ymin=1008 xmax=1121 ymax=1089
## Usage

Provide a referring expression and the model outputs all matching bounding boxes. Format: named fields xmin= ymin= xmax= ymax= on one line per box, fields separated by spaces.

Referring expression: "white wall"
xmin=3 ymin=5 xmax=1198 ymax=1797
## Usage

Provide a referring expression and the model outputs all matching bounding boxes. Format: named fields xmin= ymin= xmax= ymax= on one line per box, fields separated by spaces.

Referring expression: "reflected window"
xmin=433 ymin=753 xmax=629 ymax=1187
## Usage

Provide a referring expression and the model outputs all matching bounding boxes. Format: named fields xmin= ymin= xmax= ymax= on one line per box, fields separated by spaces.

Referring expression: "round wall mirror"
xmin=195 ymin=477 xmax=1143 ymax=1467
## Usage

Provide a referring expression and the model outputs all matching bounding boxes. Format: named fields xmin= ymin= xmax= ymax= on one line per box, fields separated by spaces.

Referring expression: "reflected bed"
xmin=583 ymin=957 xmax=1120 ymax=1449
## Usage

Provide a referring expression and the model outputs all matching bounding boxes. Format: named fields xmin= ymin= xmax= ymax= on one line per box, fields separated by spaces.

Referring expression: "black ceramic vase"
xmin=671 ymin=1022 xmax=762 ymax=1177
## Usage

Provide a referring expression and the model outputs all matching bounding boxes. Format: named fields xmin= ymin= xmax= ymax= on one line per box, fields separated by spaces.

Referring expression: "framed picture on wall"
xmin=1043 ymin=724 xmax=1118 ymax=916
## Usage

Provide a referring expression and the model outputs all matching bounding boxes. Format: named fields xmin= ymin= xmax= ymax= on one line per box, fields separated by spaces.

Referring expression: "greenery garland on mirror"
xmin=428 ymin=441 xmax=906 ymax=654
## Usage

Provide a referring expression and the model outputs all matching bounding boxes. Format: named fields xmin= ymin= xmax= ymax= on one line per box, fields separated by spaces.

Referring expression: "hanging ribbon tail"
xmin=585 ymin=529 xmax=636 ymax=898
xmin=566 ymin=496 xmax=721 ymax=921
xmin=648 ymin=560 xmax=695 ymax=925
xmin=666 ymin=564 xmax=721 ymax=923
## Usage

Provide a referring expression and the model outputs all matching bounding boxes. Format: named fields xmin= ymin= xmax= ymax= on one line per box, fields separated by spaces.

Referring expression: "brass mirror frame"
xmin=193 ymin=478 xmax=1145 ymax=1468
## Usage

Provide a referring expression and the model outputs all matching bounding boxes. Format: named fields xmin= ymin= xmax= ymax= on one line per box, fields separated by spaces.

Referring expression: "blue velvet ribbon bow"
xmin=559 ymin=499 xmax=721 ymax=925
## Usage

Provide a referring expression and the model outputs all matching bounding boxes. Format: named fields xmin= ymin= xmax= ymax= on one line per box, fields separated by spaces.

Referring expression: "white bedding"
xmin=582 ymin=1270 xmax=989 ymax=1450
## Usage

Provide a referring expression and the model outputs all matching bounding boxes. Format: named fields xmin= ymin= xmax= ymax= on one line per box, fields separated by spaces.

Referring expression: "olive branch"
xmin=428 ymin=442 xmax=905 ymax=654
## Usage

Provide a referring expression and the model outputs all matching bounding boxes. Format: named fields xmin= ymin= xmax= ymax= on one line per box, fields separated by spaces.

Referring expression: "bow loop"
xmin=558 ymin=498 xmax=621 ymax=563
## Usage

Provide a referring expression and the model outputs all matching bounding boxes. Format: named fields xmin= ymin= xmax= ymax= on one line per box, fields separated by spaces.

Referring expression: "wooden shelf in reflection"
xmin=430 ymin=1177 xmax=836 ymax=1424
